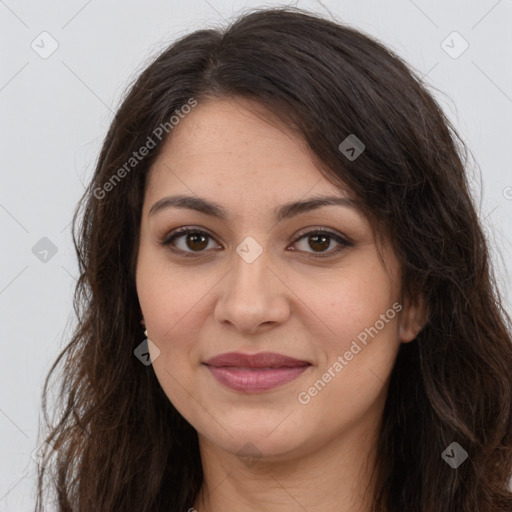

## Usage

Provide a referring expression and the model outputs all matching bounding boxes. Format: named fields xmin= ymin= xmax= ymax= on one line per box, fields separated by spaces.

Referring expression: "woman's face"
xmin=136 ymin=97 xmax=425 ymax=461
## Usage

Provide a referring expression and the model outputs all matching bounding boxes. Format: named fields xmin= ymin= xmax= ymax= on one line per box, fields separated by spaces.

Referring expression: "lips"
xmin=203 ymin=352 xmax=311 ymax=392
xmin=203 ymin=351 xmax=311 ymax=369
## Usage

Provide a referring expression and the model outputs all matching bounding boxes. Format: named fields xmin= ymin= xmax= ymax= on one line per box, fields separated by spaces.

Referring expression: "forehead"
xmin=145 ymin=97 xmax=355 ymax=208
xmin=157 ymin=98 xmax=313 ymax=174
xmin=141 ymin=98 xmax=392 ymax=268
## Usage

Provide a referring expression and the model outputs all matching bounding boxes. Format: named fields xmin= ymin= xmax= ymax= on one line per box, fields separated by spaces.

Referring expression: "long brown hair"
xmin=35 ymin=7 xmax=512 ymax=511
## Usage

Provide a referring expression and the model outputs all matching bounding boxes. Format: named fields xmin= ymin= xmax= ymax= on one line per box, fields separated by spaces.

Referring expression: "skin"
xmin=135 ymin=97 xmax=426 ymax=512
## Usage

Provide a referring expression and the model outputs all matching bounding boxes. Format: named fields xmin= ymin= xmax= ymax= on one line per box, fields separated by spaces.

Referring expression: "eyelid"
xmin=160 ymin=225 xmax=219 ymax=247
xmin=293 ymin=225 xmax=350 ymax=242
xmin=159 ymin=225 xmax=353 ymax=258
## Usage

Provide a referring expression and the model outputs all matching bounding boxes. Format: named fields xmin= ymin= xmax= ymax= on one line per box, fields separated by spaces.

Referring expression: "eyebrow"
xmin=148 ymin=193 xmax=361 ymax=222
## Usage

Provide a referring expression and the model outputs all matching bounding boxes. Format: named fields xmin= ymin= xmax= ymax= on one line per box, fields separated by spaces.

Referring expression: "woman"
xmin=35 ymin=7 xmax=512 ymax=512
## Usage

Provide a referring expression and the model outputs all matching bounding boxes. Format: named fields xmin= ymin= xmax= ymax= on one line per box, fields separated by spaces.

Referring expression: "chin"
xmin=198 ymin=420 xmax=309 ymax=462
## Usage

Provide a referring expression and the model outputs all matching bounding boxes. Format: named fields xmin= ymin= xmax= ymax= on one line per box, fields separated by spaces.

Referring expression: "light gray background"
xmin=1 ymin=1 xmax=511 ymax=509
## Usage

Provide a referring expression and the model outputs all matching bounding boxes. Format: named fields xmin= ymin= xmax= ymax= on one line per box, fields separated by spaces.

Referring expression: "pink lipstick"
xmin=203 ymin=351 xmax=311 ymax=392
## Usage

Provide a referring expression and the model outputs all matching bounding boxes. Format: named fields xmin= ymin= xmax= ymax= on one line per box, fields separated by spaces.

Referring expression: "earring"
xmin=141 ymin=317 xmax=149 ymax=340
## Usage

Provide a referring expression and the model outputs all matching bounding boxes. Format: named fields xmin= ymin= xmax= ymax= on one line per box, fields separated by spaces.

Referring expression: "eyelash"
xmin=159 ymin=226 xmax=354 ymax=259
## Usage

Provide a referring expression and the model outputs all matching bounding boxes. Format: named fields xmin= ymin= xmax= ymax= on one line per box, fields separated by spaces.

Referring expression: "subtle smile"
xmin=202 ymin=351 xmax=312 ymax=393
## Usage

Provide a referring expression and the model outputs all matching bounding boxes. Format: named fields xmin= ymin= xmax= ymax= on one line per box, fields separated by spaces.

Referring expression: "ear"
xmin=398 ymin=292 xmax=428 ymax=343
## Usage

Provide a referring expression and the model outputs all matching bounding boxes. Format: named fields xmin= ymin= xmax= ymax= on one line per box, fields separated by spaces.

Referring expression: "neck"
xmin=192 ymin=412 xmax=382 ymax=512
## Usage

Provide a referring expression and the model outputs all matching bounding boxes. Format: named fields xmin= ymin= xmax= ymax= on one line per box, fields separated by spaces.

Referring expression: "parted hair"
xmin=35 ymin=7 xmax=512 ymax=511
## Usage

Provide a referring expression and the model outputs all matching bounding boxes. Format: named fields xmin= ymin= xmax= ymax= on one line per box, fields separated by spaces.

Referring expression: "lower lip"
xmin=204 ymin=364 xmax=310 ymax=392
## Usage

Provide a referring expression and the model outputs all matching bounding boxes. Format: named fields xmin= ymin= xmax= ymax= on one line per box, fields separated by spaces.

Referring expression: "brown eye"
xmin=292 ymin=230 xmax=353 ymax=258
xmin=183 ymin=232 xmax=209 ymax=251
xmin=162 ymin=227 xmax=220 ymax=255
xmin=160 ymin=226 xmax=353 ymax=259
xmin=306 ymin=234 xmax=331 ymax=252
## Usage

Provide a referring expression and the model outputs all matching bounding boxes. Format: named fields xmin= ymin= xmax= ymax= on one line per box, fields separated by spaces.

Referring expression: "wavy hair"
xmin=35 ymin=6 xmax=512 ymax=511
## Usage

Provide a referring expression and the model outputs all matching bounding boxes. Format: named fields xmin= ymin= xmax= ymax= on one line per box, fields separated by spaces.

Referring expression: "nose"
xmin=214 ymin=244 xmax=291 ymax=334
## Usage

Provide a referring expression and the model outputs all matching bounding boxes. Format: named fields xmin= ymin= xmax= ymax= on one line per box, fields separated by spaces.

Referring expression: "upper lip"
xmin=203 ymin=351 xmax=311 ymax=368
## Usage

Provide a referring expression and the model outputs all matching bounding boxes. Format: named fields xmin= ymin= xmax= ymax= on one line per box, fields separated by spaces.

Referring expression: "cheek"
xmin=298 ymin=298 xmax=400 ymax=433
xmin=302 ymin=262 xmax=398 ymax=350
xmin=316 ymin=276 xmax=401 ymax=396
xmin=139 ymin=265 xmax=205 ymax=410
xmin=136 ymin=252 xmax=208 ymax=344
